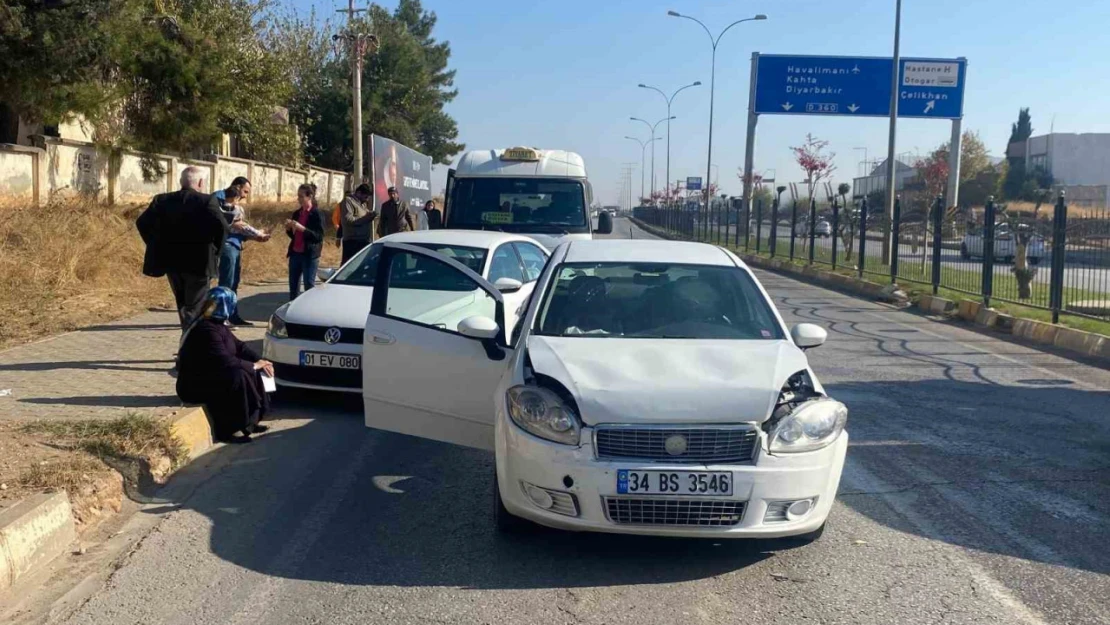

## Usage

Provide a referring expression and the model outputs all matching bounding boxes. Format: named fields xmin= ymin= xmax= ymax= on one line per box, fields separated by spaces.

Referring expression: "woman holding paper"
xmin=176 ymin=287 xmax=273 ymax=444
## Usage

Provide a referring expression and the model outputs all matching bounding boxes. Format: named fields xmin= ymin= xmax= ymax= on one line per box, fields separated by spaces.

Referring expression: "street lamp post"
xmin=668 ymin=10 xmax=766 ymax=224
xmin=625 ymin=136 xmax=659 ymax=204
xmin=631 ymin=116 xmax=675 ymax=201
xmin=638 ymin=82 xmax=701 ymax=198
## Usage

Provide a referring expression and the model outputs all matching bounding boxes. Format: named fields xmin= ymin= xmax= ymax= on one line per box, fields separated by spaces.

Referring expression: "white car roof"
xmin=377 ymin=230 xmax=547 ymax=251
xmin=454 ymin=149 xmax=587 ymax=178
xmin=559 ymin=239 xmax=739 ymax=267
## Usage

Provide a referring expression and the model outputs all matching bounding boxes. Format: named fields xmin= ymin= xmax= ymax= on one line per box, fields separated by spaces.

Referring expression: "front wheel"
xmin=959 ymin=243 xmax=970 ymax=260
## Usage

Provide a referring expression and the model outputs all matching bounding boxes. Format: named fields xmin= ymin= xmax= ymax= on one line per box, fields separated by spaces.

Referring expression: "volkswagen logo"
xmin=664 ymin=434 xmax=688 ymax=456
xmin=323 ymin=327 xmax=342 ymax=345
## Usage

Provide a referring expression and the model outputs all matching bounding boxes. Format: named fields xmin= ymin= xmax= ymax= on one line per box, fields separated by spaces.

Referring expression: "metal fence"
xmin=632 ymin=192 xmax=1110 ymax=324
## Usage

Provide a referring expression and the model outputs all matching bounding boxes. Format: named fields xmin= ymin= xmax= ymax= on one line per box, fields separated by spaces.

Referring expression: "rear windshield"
xmin=448 ymin=177 xmax=588 ymax=233
xmin=535 ymin=262 xmax=783 ymax=340
xmin=330 ymin=243 xmax=487 ymax=287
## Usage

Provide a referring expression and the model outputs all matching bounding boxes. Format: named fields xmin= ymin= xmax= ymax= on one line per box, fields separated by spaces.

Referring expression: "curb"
xmin=0 ymin=492 xmax=75 ymax=590
xmin=628 ymin=218 xmax=1110 ymax=364
xmin=0 ymin=407 xmax=214 ymax=591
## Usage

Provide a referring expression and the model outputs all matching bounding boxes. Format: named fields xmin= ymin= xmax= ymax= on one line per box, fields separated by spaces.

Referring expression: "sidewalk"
xmin=0 ymin=282 xmax=287 ymax=422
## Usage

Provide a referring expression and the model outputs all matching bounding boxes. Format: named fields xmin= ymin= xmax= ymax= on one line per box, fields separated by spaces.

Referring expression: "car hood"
xmin=525 ymin=232 xmax=592 ymax=251
xmin=524 ymin=336 xmax=810 ymax=425
xmin=281 ymin=283 xmax=372 ymax=329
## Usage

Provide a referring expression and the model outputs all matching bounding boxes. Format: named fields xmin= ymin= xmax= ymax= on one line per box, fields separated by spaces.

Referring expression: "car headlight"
xmin=267 ymin=308 xmax=289 ymax=338
xmin=506 ymin=386 xmax=581 ymax=445
xmin=769 ymin=398 xmax=847 ymax=453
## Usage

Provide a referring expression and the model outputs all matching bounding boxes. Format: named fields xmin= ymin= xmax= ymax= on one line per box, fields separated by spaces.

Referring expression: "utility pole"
xmin=335 ymin=2 xmax=377 ymax=186
xmin=881 ymin=0 xmax=902 ymax=264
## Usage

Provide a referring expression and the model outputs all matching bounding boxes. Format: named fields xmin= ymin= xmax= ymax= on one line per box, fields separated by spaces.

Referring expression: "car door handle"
xmin=367 ymin=331 xmax=395 ymax=345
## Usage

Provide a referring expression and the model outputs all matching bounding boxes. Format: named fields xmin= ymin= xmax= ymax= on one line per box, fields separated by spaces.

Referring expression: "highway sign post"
xmin=741 ymin=53 xmax=967 ymax=249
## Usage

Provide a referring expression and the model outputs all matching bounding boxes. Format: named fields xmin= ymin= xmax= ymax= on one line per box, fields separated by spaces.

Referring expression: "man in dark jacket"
xmin=377 ymin=187 xmax=416 ymax=237
xmin=137 ymin=166 xmax=229 ymax=331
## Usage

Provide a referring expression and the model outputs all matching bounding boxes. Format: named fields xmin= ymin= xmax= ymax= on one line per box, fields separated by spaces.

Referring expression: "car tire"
xmin=1029 ymin=257 xmax=1041 ymax=266
xmin=959 ymin=243 xmax=970 ymax=260
xmin=494 ymin=472 xmax=530 ymax=534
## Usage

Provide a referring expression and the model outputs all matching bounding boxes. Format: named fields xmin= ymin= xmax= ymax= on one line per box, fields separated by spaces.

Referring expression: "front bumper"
xmin=263 ymin=335 xmax=363 ymax=393
xmin=495 ymin=415 xmax=847 ymax=538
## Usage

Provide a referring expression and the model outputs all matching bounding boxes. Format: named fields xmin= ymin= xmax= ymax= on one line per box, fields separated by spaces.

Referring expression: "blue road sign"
xmin=753 ymin=55 xmax=966 ymax=119
xmin=686 ymin=176 xmax=703 ymax=191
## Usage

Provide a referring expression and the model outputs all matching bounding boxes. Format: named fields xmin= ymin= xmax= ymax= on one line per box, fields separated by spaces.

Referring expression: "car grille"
xmin=603 ymin=497 xmax=746 ymax=527
xmin=594 ymin=426 xmax=759 ymax=464
xmin=273 ymin=363 xmax=361 ymax=389
xmin=285 ymin=323 xmax=364 ymax=345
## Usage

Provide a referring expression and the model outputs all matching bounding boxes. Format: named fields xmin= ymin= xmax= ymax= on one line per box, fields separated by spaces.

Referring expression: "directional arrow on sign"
xmin=847 ymin=104 xmax=860 ymax=113
xmin=782 ymin=102 xmax=793 ymax=111
xmin=924 ymin=100 xmax=936 ymax=114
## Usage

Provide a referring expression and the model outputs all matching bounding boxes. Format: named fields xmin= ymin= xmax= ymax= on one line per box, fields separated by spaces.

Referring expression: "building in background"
xmin=852 ymin=159 xmax=918 ymax=199
xmin=1008 ymin=133 xmax=1110 ymax=207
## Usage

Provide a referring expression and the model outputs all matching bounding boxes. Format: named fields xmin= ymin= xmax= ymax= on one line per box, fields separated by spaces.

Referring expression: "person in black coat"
xmin=285 ymin=183 xmax=325 ymax=300
xmin=137 ymin=166 xmax=229 ymax=331
xmin=176 ymin=287 xmax=273 ymax=444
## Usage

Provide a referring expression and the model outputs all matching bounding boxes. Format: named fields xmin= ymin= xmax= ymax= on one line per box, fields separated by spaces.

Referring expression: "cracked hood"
xmin=525 ymin=336 xmax=810 ymax=425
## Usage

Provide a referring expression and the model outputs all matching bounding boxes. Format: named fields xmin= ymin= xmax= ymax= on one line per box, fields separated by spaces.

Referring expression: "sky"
xmin=289 ymin=0 xmax=1110 ymax=206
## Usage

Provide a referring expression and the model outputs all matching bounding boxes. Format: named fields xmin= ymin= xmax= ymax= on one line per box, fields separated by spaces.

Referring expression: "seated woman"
xmin=176 ymin=287 xmax=273 ymax=444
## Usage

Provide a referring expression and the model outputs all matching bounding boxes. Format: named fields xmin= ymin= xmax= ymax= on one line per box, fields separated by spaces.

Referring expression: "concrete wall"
xmin=253 ymin=164 xmax=282 ymax=202
xmin=0 ymin=147 xmax=37 ymax=202
xmin=0 ymin=137 xmax=348 ymax=207
xmin=1045 ymin=134 xmax=1110 ymax=187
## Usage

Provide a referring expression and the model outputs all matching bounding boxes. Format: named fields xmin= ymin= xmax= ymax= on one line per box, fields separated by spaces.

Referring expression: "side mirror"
xmin=791 ymin=323 xmax=827 ymax=350
xmin=457 ymin=315 xmax=500 ymax=340
xmin=493 ymin=277 xmax=523 ymax=293
xmin=596 ymin=211 xmax=613 ymax=235
xmin=317 ymin=267 xmax=337 ymax=281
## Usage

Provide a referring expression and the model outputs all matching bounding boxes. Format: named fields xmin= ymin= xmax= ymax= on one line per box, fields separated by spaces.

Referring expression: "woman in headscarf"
xmin=176 ymin=287 xmax=273 ymax=444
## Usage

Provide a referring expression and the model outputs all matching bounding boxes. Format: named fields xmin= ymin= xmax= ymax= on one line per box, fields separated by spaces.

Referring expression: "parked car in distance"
xmin=960 ymin=223 xmax=1045 ymax=264
xmin=264 ymin=230 xmax=549 ymax=393
xmin=360 ymin=238 xmax=848 ymax=541
xmin=794 ymin=219 xmax=832 ymax=238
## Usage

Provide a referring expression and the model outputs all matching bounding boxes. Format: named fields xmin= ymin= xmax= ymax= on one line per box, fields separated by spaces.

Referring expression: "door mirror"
xmin=458 ymin=315 xmax=500 ymax=340
xmin=791 ymin=323 xmax=827 ymax=350
xmin=493 ymin=277 xmax=523 ymax=293
xmin=596 ymin=211 xmax=613 ymax=235
xmin=317 ymin=267 xmax=337 ymax=281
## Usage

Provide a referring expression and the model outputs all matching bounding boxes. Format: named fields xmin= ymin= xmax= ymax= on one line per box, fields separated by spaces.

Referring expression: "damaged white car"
xmin=361 ymin=239 xmax=848 ymax=540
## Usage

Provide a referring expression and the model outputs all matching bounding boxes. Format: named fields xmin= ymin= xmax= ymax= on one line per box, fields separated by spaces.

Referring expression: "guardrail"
xmin=633 ymin=191 xmax=1110 ymax=324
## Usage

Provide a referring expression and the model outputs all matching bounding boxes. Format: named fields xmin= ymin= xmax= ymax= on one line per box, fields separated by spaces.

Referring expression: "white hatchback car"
xmin=360 ymin=238 xmax=848 ymax=540
xmin=263 ymin=231 xmax=549 ymax=393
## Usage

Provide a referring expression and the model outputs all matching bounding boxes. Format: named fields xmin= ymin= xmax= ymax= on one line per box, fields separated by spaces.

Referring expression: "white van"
xmin=444 ymin=147 xmax=613 ymax=250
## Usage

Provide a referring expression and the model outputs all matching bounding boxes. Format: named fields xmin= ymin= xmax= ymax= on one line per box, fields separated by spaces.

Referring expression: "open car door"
xmin=362 ymin=242 xmax=512 ymax=450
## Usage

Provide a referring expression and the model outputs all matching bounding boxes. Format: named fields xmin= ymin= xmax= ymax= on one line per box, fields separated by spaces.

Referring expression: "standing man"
xmin=378 ymin=187 xmax=416 ymax=237
xmin=340 ymin=183 xmax=376 ymax=264
xmin=137 ymin=166 xmax=228 ymax=333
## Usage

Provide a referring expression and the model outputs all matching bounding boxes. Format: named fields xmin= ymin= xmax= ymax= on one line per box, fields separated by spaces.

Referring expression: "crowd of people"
xmin=136 ymin=165 xmax=443 ymax=443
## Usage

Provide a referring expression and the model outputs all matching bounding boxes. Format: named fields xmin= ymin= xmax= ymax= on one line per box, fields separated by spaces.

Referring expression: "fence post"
xmin=891 ymin=196 xmax=902 ymax=283
xmin=982 ymin=197 xmax=997 ymax=308
xmin=931 ymin=195 xmax=943 ymax=294
xmin=858 ymin=196 xmax=868 ymax=278
xmin=735 ymin=198 xmax=742 ymax=248
xmin=789 ymin=199 xmax=798 ymax=260
xmin=1049 ymin=191 xmax=1068 ymax=323
xmin=808 ymin=196 xmax=817 ymax=265
xmin=756 ymin=200 xmax=764 ymax=253
xmin=769 ymin=195 xmax=779 ymax=257
xmin=831 ymin=196 xmax=840 ymax=271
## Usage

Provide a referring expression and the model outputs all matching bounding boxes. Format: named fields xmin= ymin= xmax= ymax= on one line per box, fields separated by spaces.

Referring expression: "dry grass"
xmin=20 ymin=413 xmax=189 ymax=469
xmin=0 ymin=198 xmax=340 ymax=349
xmin=18 ymin=455 xmax=110 ymax=492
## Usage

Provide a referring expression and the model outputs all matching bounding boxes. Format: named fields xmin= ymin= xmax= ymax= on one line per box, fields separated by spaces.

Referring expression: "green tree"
xmin=1007 ymin=107 xmax=1033 ymax=147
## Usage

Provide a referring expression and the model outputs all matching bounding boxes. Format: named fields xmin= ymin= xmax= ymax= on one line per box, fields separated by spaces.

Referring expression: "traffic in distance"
xmin=267 ymin=148 xmax=849 ymax=540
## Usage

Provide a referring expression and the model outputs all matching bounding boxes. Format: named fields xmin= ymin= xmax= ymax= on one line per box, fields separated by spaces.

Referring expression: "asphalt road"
xmin=25 ymin=218 xmax=1110 ymax=625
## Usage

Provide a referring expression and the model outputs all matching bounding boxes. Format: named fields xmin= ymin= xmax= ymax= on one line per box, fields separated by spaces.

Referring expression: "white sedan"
xmin=360 ymin=239 xmax=848 ymax=540
xmin=263 ymin=231 xmax=549 ymax=393
xmin=960 ymin=224 xmax=1046 ymax=264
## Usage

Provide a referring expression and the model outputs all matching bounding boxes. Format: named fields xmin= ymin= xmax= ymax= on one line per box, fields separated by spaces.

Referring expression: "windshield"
xmin=330 ymin=243 xmax=487 ymax=287
xmin=535 ymin=262 xmax=784 ymax=339
xmin=448 ymin=177 xmax=588 ymax=233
